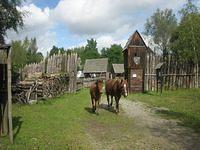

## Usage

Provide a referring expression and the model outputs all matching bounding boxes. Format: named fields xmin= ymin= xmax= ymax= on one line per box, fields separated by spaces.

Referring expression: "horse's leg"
xmin=91 ymin=98 xmax=95 ymax=112
xmin=107 ymin=94 xmax=110 ymax=107
xmin=110 ymin=96 xmax=113 ymax=107
xmin=95 ymin=100 xmax=99 ymax=114
xmin=115 ymin=97 xmax=120 ymax=114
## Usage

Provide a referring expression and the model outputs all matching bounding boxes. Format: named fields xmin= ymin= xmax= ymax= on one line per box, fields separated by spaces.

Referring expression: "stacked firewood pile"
xmin=13 ymin=74 xmax=69 ymax=104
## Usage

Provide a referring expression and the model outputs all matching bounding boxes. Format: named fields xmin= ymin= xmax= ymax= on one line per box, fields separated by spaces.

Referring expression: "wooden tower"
xmin=123 ymin=30 xmax=148 ymax=93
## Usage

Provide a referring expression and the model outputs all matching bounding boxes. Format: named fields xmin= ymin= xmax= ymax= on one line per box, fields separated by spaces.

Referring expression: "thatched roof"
xmin=112 ymin=64 xmax=124 ymax=74
xmin=83 ymin=58 xmax=108 ymax=73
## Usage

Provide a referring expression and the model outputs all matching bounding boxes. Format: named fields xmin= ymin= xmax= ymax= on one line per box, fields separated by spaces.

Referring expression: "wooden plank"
xmin=7 ymin=47 xmax=13 ymax=144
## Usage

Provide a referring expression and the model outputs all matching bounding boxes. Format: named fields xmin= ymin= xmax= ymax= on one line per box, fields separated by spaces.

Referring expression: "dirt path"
xmin=86 ymin=98 xmax=200 ymax=150
xmin=120 ymin=99 xmax=200 ymax=150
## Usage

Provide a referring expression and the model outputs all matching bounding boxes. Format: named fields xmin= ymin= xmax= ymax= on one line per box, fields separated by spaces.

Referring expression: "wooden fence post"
xmin=7 ymin=47 xmax=13 ymax=144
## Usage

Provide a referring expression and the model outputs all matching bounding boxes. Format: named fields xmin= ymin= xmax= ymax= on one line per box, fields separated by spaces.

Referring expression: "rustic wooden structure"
xmin=155 ymin=62 xmax=164 ymax=94
xmin=112 ymin=64 xmax=124 ymax=79
xmin=15 ymin=53 xmax=78 ymax=104
xmin=83 ymin=58 xmax=109 ymax=79
xmin=123 ymin=30 xmax=153 ymax=93
xmin=13 ymin=74 xmax=69 ymax=104
xmin=0 ymin=44 xmax=13 ymax=143
xmin=144 ymin=54 xmax=199 ymax=91
xmin=22 ymin=53 xmax=77 ymax=92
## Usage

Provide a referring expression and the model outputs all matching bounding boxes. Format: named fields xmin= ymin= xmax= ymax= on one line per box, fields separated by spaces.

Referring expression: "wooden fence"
xmin=21 ymin=53 xmax=78 ymax=93
xmin=145 ymin=53 xmax=200 ymax=91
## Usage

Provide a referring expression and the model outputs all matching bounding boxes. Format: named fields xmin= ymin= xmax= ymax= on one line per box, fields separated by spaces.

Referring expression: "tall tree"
xmin=67 ymin=46 xmax=85 ymax=67
xmin=49 ymin=46 xmax=60 ymax=56
xmin=49 ymin=46 xmax=66 ymax=56
xmin=170 ymin=0 xmax=200 ymax=87
xmin=27 ymin=38 xmax=43 ymax=64
xmin=144 ymin=9 xmax=177 ymax=59
xmin=100 ymin=44 xmax=123 ymax=70
xmin=82 ymin=38 xmax=100 ymax=64
xmin=11 ymin=40 xmax=27 ymax=72
xmin=0 ymin=0 xmax=24 ymax=44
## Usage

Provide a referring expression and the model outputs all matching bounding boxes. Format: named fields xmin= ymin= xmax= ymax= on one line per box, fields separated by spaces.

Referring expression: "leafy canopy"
xmin=144 ymin=9 xmax=177 ymax=57
xmin=0 ymin=0 xmax=24 ymax=43
xmin=170 ymin=0 xmax=200 ymax=63
xmin=101 ymin=44 xmax=123 ymax=70
xmin=49 ymin=46 xmax=65 ymax=56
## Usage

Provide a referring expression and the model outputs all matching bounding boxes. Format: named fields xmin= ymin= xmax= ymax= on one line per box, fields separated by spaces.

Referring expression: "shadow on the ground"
xmin=84 ymin=107 xmax=95 ymax=114
xmin=85 ymin=103 xmax=116 ymax=114
xmin=154 ymin=108 xmax=200 ymax=133
xmin=99 ymin=103 xmax=116 ymax=114
xmin=13 ymin=116 xmax=23 ymax=140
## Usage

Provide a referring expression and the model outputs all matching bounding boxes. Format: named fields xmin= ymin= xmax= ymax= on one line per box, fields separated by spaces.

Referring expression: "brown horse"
xmin=105 ymin=79 xmax=128 ymax=113
xmin=90 ymin=79 xmax=103 ymax=113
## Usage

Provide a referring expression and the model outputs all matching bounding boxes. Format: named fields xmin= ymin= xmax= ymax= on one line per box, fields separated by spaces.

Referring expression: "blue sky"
xmin=6 ymin=0 xmax=192 ymax=55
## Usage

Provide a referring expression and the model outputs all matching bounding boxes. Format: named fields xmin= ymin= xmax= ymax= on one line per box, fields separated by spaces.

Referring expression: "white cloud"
xmin=6 ymin=0 xmax=187 ymax=54
xmin=52 ymin=0 xmax=185 ymax=36
xmin=6 ymin=4 xmax=55 ymax=55
xmin=22 ymin=4 xmax=52 ymax=29
xmin=96 ymin=35 xmax=126 ymax=51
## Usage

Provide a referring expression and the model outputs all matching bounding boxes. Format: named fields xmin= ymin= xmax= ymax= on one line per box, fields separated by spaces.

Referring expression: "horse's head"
xmin=95 ymin=79 xmax=103 ymax=94
xmin=119 ymin=79 xmax=128 ymax=97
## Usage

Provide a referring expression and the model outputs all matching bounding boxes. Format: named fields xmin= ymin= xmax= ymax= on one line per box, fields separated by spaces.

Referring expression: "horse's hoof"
xmin=92 ymin=108 xmax=95 ymax=113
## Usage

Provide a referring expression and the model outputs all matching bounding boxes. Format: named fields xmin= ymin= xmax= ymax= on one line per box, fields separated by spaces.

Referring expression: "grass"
xmin=128 ymin=88 xmax=200 ymax=132
xmin=0 ymin=89 xmax=143 ymax=149
xmin=1 ymin=88 xmax=199 ymax=149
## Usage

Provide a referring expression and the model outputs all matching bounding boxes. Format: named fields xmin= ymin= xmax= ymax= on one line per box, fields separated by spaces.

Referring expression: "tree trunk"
xmin=0 ymin=34 xmax=5 ymax=45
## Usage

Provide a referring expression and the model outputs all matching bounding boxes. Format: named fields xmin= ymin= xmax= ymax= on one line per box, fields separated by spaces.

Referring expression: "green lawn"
xmin=1 ymin=88 xmax=199 ymax=149
xmin=0 ymin=89 xmax=142 ymax=149
xmin=128 ymin=88 xmax=200 ymax=132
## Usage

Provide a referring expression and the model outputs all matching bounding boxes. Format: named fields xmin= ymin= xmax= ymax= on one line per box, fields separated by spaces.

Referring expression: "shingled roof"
xmin=83 ymin=58 xmax=108 ymax=73
xmin=112 ymin=64 xmax=124 ymax=74
xmin=123 ymin=30 xmax=147 ymax=51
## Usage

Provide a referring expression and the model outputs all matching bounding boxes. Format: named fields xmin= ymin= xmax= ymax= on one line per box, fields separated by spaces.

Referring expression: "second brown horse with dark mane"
xmin=105 ymin=79 xmax=128 ymax=113
xmin=90 ymin=79 xmax=103 ymax=113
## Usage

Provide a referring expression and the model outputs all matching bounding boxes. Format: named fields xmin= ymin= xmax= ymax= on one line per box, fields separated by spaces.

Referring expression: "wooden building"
xmin=0 ymin=44 xmax=13 ymax=143
xmin=123 ymin=30 xmax=153 ymax=93
xmin=112 ymin=64 xmax=124 ymax=79
xmin=83 ymin=58 xmax=109 ymax=79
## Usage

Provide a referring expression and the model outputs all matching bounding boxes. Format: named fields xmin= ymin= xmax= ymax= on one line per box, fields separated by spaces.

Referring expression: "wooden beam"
xmin=7 ymin=47 xmax=13 ymax=144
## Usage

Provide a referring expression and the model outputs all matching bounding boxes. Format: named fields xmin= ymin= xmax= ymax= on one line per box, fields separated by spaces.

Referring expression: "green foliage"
xmin=82 ymin=38 xmax=100 ymax=64
xmin=11 ymin=40 xmax=27 ymax=72
xmin=1 ymin=90 xmax=141 ymax=149
xmin=170 ymin=0 xmax=200 ymax=63
xmin=11 ymin=37 xmax=44 ymax=72
xmin=144 ymin=9 xmax=177 ymax=58
xmin=67 ymin=46 xmax=85 ymax=69
xmin=100 ymin=44 xmax=123 ymax=69
xmin=0 ymin=0 xmax=24 ymax=43
xmin=67 ymin=39 xmax=100 ymax=66
xmin=49 ymin=46 xmax=66 ymax=56
xmin=26 ymin=38 xmax=43 ymax=64
xmin=179 ymin=0 xmax=199 ymax=18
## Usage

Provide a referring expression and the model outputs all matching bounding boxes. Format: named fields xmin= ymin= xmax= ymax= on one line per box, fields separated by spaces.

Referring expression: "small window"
xmin=134 ymin=53 xmax=137 ymax=57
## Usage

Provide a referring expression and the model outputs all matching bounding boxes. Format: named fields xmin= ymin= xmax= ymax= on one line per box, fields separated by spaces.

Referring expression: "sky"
xmin=5 ymin=0 xmax=194 ymax=55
